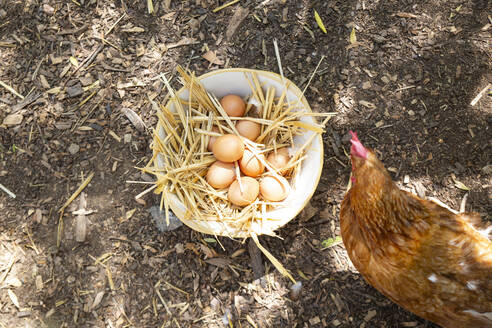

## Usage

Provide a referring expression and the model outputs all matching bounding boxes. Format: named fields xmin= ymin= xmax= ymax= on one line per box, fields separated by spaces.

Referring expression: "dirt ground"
xmin=0 ymin=0 xmax=491 ymax=327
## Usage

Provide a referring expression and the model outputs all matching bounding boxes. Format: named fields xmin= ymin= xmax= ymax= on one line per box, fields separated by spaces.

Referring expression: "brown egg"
xmin=212 ymin=134 xmax=244 ymax=162
xmin=236 ymin=120 xmax=261 ymax=141
xmin=228 ymin=177 xmax=260 ymax=206
xmin=259 ymin=175 xmax=290 ymax=202
xmin=220 ymin=94 xmax=246 ymax=117
xmin=207 ymin=126 xmax=221 ymax=151
xmin=267 ymin=147 xmax=290 ymax=174
xmin=239 ymin=150 xmax=265 ymax=177
xmin=206 ymin=161 xmax=236 ymax=189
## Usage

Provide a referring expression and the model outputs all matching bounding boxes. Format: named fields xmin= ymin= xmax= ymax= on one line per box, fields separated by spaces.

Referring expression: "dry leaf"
xmin=47 ymin=87 xmax=61 ymax=94
xmin=8 ymin=289 xmax=20 ymax=308
xmin=451 ymin=173 xmax=469 ymax=191
xmin=205 ymin=257 xmax=232 ymax=268
xmin=125 ymin=209 xmax=136 ymax=220
xmin=202 ymin=50 xmax=224 ymax=65
xmin=3 ymin=113 xmax=23 ymax=126
xmin=199 ymin=243 xmax=218 ymax=258
xmin=69 ymin=56 xmax=79 ymax=68
xmin=314 ymin=10 xmax=327 ymax=34
xmin=454 ymin=179 xmax=469 ymax=191
xmin=5 ymin=276 xmax=22 ymax=287
xmin=349 ymin=27 xmax=357 ymax=44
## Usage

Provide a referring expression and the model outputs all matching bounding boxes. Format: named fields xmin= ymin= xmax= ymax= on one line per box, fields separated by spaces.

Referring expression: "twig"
xmin=0 ymin=255 xmax=15 ymax=284
xmin=31 ymin=58 xmax=45 ymax=81
xmin=57 ymin=24 xmax=88 ymax=35
xmin=106 ymin=12 xmax=126 ymax=36
xmin=0 ymin=81 xmax=23 ymax=99
xmin=11 ymin=91 xmax=41 ymax=112
xmin=470 ymin=83 xmax=491 ymax=106
xmin=58 ymin=172 xmax=94 ymax=213
xmin=213 ymin=0 xmax=240 ymax=12
xmin=0 ymin=183 xmax=16 ymax=198
xmin=459 ymin=193 xmax=468 ymax=213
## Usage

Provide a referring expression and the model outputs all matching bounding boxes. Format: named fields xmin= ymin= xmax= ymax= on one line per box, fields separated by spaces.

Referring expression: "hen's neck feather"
xmin=349 ymin=157 xmax=431 ymax=241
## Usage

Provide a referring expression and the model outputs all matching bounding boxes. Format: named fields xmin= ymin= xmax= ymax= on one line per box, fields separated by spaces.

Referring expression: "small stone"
xmin=362 ymin=81 xmax=371 ymax=89
xmin=408 ymin=110 xmax=415 ymax=116
xmin=403 ymin=175 xmax=410 ymax=184
xmin=364 ymin=309 xmax=377 ymax=322
xmin=175 ymin=243 xmax=184 ymax=254
xmin=43 ymin=4 xmax=55 ymax=14
xmin=149 ymin=206 xmax=182 ymax=232
xmin=309 ymin=316 xmax=321 ymax=325
xmin=289 ymin=281 xmax=302 ymax=301
xmin=210 ymin=297 xmax=220 ymax=311
xmin=68 ymin=143 xmax=80 ymax=154
xmin=332 ymin=319 xmax=341 ymax=326
xmin=482 ymin=165 xmax=492 ymax=175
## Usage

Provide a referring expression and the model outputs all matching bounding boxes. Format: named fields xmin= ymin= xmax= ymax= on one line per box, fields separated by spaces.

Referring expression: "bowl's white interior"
xmin=155 ymin=69 xmax=323 ymax=238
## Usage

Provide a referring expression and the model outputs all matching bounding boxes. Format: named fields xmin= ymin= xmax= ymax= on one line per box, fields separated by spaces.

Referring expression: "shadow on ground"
xmin=0 ymin=0 xmax=490 ymax=327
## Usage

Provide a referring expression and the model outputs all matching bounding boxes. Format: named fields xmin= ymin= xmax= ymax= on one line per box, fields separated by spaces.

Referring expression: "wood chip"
xmin=121 ymin=107 xmax=146 ymax=132
xmin=226 ymin=6 xmax=250 ymax=41
xmin=66 ymin=83 xmax=84 ymax=98
xmin=91 ymin=291 xmax=105 ymax=310
xmin=35 ymin=275 xmax=43 ymax=291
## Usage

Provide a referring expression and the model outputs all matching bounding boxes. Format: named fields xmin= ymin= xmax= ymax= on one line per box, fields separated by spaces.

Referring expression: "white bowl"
xmin=155 ymin=68 xmax=323 ymax=238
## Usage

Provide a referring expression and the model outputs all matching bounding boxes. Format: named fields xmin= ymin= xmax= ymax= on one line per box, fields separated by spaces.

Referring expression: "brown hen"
xmin=340 ymin=131 xmax=492 ymax=328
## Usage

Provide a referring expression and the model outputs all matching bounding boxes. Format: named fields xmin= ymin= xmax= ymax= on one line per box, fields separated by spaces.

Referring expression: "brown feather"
xmin=340 ymin=149 xmax=492 ymax=328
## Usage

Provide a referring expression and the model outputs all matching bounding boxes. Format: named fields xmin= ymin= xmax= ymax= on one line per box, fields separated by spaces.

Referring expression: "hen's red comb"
xmin=349 ymin=130 xmax=368 ymax=159
xmin=349 ymin=131 xmax=360 ymax=142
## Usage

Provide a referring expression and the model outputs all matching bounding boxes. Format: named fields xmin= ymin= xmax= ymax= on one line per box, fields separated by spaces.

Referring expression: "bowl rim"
xmin=158 ymin=68 xmax=324 ymax=238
